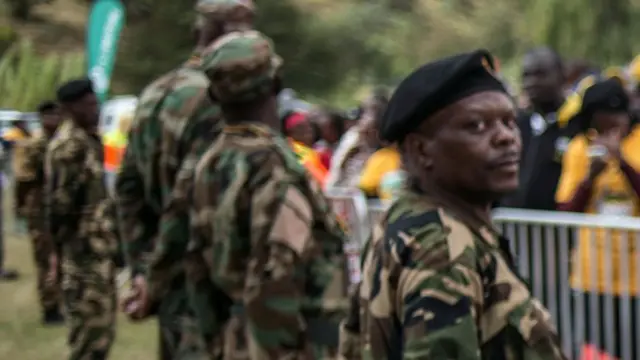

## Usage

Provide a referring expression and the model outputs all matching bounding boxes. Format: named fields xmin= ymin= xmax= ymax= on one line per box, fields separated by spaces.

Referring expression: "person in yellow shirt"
xmin=358 ymin=146 xmax=402 ymax=200
xmin=555 ymin=78 xmax=639 ymax=360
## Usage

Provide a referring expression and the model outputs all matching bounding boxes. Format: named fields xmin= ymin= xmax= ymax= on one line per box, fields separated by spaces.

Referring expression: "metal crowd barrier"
xmin=325 ymin=188 xmax=640 ymax=359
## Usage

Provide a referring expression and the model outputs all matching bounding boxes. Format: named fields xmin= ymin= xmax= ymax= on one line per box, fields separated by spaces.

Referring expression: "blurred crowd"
xmin=1 ymin=1 xmax=640 ymax=359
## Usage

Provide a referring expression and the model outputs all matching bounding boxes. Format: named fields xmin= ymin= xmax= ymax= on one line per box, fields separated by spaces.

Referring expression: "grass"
xmin=0 ymin=183 xmax=158 ymax=359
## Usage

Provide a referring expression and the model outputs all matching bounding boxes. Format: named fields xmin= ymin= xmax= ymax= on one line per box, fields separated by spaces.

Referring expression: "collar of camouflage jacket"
xmin=403 ymin=186 xmax=501 ymax=245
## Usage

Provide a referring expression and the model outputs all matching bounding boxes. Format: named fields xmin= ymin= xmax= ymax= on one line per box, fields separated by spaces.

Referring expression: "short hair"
xmin=56 ymin=78 xmax=94 ymax=104
xmin=524 ymin=46 xmax=564 ymax=72
xmin=37 ymin=100 xmax=59 ymax=113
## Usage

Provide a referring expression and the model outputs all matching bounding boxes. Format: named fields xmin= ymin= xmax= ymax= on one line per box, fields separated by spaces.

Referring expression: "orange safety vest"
xmin=290 ymin=139 xmax=328 ymax=188
xmin=103 ymin=130 xmax=127 ymax=173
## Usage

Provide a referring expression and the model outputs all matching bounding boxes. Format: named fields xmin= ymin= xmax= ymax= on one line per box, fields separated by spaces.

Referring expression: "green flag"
xmin=87 ymin=0 xmax=125 ymax=103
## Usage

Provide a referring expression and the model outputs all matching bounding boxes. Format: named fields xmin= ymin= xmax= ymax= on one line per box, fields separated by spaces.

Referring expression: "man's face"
xmin=67 ymin=93 xmax=100 ymax=129
xmin=406 ymin=91 xmax=521 ymax=197
xmin=522 ymin=51 xmax=564 ymax=106
xmin=40 ymin=109 xmax=62 ymax=133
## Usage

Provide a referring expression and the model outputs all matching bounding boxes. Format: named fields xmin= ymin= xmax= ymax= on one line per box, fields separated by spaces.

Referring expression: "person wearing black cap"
xmin=14 ymin=100 xmax=64 ymax=324
xmin=344 ymin=50 xmax=566 ymax=359
xmin=44 ymin=78 xmax=117 ymax=359
xmin=555 ymin=78 xmax=639 ymax=360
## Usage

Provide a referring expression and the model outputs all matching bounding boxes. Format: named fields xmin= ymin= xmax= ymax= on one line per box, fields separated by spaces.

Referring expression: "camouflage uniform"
xmin=14 ymin=133 xmax=61 ymax=313
xmin=116 ymin=2 xmax=254 ymax=358
xmin=44 ymin=120 xmax=117 ymax=360
xmin=182 ymin=31 xmax=346 ymax=359
xmin=356 ymin=189 xmax=567 ymax=360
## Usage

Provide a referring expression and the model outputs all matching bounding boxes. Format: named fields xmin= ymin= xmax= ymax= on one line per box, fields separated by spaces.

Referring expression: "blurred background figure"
xmin=309 ymin=107 xmax=348 ymax=169
xmin=326 ymin=88 xmax=388 ymax=189
xmin=555 ymin=78 xmax=639 ymax=360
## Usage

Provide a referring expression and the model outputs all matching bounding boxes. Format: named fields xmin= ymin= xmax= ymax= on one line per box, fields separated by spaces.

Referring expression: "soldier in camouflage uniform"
xmin=116 ymin=1 xmax=255 ymax=359
xmin=44 ymin=79 xmax=118 ymax=360
xmin=14 ymin=100 xmax=64 ymax=324
xmin=340 ymin=50 xmax=568 ymax=360
xmin=167 ymin=30 xmax=346 ymax=359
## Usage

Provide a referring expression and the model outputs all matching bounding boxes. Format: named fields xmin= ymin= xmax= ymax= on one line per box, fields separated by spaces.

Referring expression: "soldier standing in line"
xmin=116 ymin=1 xmax=255 ymax=358
xmin=45 ymin=79 xmax=118 ymax=360
xmin=342 ymin=50 xmax=568 ymax=359
xmin=152 ymin=30 xmax=346 ymax=359
xmin=14 ymin=100 xmax=64 ymax=325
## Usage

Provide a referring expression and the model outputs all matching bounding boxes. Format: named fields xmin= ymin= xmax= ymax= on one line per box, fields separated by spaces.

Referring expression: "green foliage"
xmin=0 ymin=40 xmax=85 ymax=111
xmin=0 ymin=24 xmax=18 ymax=55
xmin=113 ymin=0 xmax=640 ymax=103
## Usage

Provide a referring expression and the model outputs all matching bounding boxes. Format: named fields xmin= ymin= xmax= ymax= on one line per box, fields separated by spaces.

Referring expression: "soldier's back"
xmin=157 ymin=66 xmax=220 ymax=191
xmin=360 ymin=189 xmax=566 ymax=360
xmin=189 ymin=122 xmax=345 ymax=359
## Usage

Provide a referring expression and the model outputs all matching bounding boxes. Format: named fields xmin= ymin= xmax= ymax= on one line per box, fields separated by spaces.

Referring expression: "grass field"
xmin=0 ymin=184 xmax=158 ymax=359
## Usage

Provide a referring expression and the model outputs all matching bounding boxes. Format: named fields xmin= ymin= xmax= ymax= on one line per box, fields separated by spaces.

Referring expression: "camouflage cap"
xmin=201 ymin=30 xmax=283 ymax=104
xmin=195 ymin=0 xmax=254 ymax=20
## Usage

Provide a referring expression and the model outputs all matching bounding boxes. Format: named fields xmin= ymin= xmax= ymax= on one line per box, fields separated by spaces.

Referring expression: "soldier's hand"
xmin=45 ymin=254 xmax=58 ymax=285
xmin=121 ymin=275 xmax=151 ymax=321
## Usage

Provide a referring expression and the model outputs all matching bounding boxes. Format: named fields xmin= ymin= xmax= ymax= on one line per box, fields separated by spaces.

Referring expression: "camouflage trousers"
xmin=157 ymin=276 xmax=210 ymax=360
xmin=29 ymin=230 xmax=61 ymax=311
xmin=62 ymin=260 xmax=116 ymax=360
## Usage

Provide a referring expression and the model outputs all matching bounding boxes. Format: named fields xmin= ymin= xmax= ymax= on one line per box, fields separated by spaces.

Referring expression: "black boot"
xmin=43 ymin=307 xmax=65 ymax=325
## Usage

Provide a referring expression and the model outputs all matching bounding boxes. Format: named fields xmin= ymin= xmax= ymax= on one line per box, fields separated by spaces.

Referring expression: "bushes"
xmin=0 ymin=24 xmax=18 ymax=55
xmin=0 ymin=40 xmax=85 ymax=111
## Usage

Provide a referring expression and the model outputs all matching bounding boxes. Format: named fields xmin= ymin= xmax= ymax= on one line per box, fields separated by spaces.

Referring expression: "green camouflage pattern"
xmin=115 ymin=59 xmax=215 ymax=359
xmin=155 ymin=126 xmax=230 ymax=358
xmin=14 ymin=134 xmax=60 ymax=312
xmin=357 ymin=189 xmax=567 ymax=360
xmin=152 ymin=69 xmax=224 ymax=359
xmin=201 ymin=30 xmax=282 ymax=104
xmin=44 ymin=120 xmax=117 ymax=359
xmin=186 ymin=122 xmax=346 ymax=359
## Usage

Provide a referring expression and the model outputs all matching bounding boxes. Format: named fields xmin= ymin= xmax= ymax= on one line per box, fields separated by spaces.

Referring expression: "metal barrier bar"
xmin=326 ymin=190 xmax=639 ymax=358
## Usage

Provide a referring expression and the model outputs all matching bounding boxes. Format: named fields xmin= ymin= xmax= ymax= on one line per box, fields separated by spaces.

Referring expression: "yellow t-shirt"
xmin=358 ymin=147 xmax=401 ymax=199
xmin=556 ymin=129 xmax=640 ymax=295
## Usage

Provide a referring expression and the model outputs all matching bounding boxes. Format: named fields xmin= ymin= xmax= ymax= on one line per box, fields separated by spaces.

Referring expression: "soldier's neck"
xmin=415 ymin=180 xmax=494 ymax=228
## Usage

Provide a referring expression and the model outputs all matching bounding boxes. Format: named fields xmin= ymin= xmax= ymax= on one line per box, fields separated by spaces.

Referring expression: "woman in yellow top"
xmin=555 ymin=78 xmax=639 ymax=360
xmin=358 ymin=146 xmax=403 ymax=200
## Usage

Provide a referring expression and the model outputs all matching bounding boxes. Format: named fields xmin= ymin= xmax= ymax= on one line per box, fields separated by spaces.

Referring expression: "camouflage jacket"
xmin=14 ymin=134 xmax=49 ymax=219
xmin=187 ymin=123 xmax=346 ymax=357
xmin=146 ymin=77 xmax=223 ymax=299
xmin=359 ymin=190 xmax=567 ymax=360
xmin=115 ymin=60 xmax=208 ymax=276
xmin=44 ymin=120 xmax=118 ymax=266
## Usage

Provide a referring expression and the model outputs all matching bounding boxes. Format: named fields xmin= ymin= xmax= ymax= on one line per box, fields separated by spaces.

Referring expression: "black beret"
xmin=37 ymin=100 xmax=58 ymax=113
xmin=56 ymin=78 xmax=94 ymax=104
xmin=580 ymin=78 xmax=629 ymax=117
xmin=379 ymin=49 xmax=507 ymax=142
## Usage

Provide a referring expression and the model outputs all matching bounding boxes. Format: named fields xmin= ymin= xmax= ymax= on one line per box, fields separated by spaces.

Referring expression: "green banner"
xmin=87 ymin=0 xmax=125 ymax=102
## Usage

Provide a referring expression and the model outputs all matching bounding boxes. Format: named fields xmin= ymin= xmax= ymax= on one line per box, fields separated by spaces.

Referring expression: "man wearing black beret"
xmin=340 ymin=50 xmax=567 ymax=359
xmin=44 ymin=78 xmax=117 ymax=360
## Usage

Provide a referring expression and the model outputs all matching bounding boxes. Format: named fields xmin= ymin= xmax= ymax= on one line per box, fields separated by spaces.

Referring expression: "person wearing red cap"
xmin=282 ymin=111 xmax=329 ymax=187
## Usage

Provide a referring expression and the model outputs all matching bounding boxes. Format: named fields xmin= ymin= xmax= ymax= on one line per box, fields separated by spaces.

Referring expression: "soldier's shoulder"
xmin=172 ymin=67 xmax=208 ymax=89
xmin=132 ymin=69 xmax=187 ymax=123
xmin=381 ymin=193 xmax=478 ymax=267
xmin=47 ymin=129 xmax=86 ymax=160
